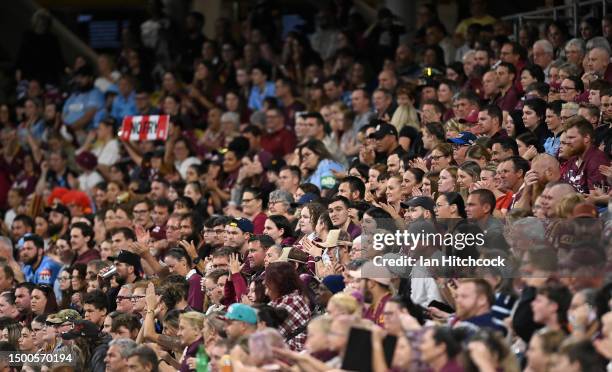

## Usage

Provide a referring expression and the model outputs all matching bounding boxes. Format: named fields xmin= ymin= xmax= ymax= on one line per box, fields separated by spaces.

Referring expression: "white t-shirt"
xmin=175 ymin=156 xmax=201 ymax=180
xmin=78 ymin=171 xmax=104 ymax=196
xmin=92 ymin=139 xmax=121 ymax=166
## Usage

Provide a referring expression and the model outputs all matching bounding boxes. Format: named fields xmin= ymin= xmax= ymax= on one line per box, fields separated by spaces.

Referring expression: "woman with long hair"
xmin=401 ymin=168 xmax=424 ymax=200
xmin=264 ymin=215 xmax=295 ymax=246
xmin=505 ymin=110 xmax=529 ymax=138
xmin=265 ymin=262 xmax=311 ymax=351
xmin=188 ymin=61 xmax=223 ymax=115
xmin=430 ymin=143 xmax=454 ymax=172
xmin=70 ymin=263 xmax=88 ymax=312
xmin=30 ymin=284 xmax=58 ymax=316
xmin=435 ymin=192 xmax=467 ymax=219
xmin=298 ymin=139 xmax=345 ymax=191
xmin=384 ymin=175 xmax=403 ymax=215
xmin=57 ymin=268 xmax=73 ymax=309
xmin=522 ymin=98 xmax=552 ymax=148
xmin=457 ymin=161 xmax=481 ymax=195
xmin=438 ymin=167 xmax=459 ymax=193
xmin=329 ymin=102 xmax=359 ymax=162
xmin=361 ymin=207 xmax=397 ymax=235
xmin=525 ymin=329 xmax=565 ymax=372
xmin=296 ymin=202 xmax=326 ymax=242
xmin=421 ymin=171 xmax=440 ymax=199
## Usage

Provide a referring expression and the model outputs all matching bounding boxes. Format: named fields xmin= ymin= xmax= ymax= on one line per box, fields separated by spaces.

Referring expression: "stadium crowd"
xmin=0 ymin=0 xmax=611 ymax=371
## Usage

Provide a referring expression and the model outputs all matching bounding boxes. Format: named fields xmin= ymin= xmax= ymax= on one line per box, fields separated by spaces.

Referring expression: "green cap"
xmin=46 ymin=309 xmax=82 ymax=324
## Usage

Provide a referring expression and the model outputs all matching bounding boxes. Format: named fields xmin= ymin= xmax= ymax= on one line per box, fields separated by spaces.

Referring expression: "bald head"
xmin=586 ymin=47 xmax=611 ymax=75
xmin=545 ymin=183 xmax=576 ymax=217
xmin=532 ymin=154 xmax=561 ymax=184
xmin=378 ymin=70 xmax=397 ymax=91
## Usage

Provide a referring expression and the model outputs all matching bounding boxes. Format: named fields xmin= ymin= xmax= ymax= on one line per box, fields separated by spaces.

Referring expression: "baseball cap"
xmin=369 ymin=123 xmax=398 ymax=139
xmin=322 ymin=275 xmax=345 ymax=294
xmin=400 ymin=196 xmax=435 ymax=212
xmin=74 ymin=64 xmax=94 ymax=77
xmin=448 ymin=131 xmax=477 ymax=146
xmin=45 ymin=203 xmax=71 ymax=219
xmin=572 ymin=202 xmax=598 ymax=218
xmin=228 ymin=218 xmax=254 ymax=233
xmin=46 ymin=309 xmax=82 ymax=325
xmin=290 ymin=193 xmax=319 ymax=208
xmin=223 ymin=303 xmax=258 ymax=324
xmin=116 ymin=250 xmax=142 ymax=272
xmin=61 ymin=320 xmax=100 ymax=340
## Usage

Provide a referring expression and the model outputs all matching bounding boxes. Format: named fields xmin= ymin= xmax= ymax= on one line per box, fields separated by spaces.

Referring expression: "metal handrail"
xmin=501 ymin=0 xmax=610 ymax=39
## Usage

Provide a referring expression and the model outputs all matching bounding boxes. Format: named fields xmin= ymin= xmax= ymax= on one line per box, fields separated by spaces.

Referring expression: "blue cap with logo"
xmin=223 ymin=303 xmax=258 ymax=324
xmin=447 ymin=131 xmax=477 ymax=146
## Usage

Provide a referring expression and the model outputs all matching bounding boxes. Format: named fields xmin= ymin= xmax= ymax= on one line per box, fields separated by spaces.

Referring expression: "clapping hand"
xmin=134 ymin=225 xmax=151 ymax=245
xmin=229 ymin=253 xmax=242 ymax=275
xmin=178 ymin=240 xmax=198 ymax=260
xmin=409 ymin=157 xmax=428 ymax=172
xmin=128 ymin=241 xmax=149 ymax=257
xmin=145 ymin=282 xmax=158 ymax=313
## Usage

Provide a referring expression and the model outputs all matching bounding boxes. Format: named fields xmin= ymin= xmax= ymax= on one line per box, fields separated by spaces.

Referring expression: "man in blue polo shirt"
xmin=110 ymin=75 xmax=137 ymax=121
xmin=62 ymin=64 xmax=105 ymax=131
xmin=20 ymin=234 xmax=62 ymax=285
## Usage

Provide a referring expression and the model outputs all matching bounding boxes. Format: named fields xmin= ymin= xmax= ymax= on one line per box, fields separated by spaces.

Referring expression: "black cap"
xmin=400 ymin=196 xmax=435 ymax=212
xmin=369 ymin=123 xmax=398 ymax=139
xmin=45 ymin=204 xmax=71 ymax=219
xmin=116 ymin=250 xmax=142 ymax=272
xmin=61 ymin=320 xmax=100 ymax=340
xmin=74 ymin=64 xmax=95 ymax=77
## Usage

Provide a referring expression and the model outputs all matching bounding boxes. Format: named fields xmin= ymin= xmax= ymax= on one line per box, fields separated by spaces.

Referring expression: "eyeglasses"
xmin=560 ymin=115 xmax=576 ymax=121
xmin=130 ymin=295 xmax=145 ymax=302
xmin=117 ymin=296 xmax=132 ymax=301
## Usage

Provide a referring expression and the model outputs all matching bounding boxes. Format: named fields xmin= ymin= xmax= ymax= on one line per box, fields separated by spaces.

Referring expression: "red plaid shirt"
xmin=270 ymin=291 xmax=311 ymax=351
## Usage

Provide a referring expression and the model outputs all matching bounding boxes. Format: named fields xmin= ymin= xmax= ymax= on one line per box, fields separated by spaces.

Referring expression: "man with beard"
xmin=515 ymin=154 xmax=561 ymax=211
xmin=104 ymin=250 xmax=143 ymax=313
xmin=227 ymin=234 xmax=275 ymax=303
xmin=71 ymin=222 xmax=101 ymax=264
xmin=62 ymin=64 xmax=104 ymax=132
xmin=370 ymin=122 xmax=404 ymax=164
xmin=451 ymin=278 xmax=506 ymax=333
xmin=356 ymin=261 xmax=392 ymax=326
xmin=46 ymin=204 xmax=71 ymax=239
xmin=15 ymin=282 xmax=34 ymax=322
xmin=21 ymin=234 xmax=61 ymax=285
xmin=560 ymin=117 xmax=609 ymax=194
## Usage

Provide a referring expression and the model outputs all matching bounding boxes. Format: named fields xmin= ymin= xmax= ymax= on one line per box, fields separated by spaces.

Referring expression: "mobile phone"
xmin=342 ymin=327 xmax=397 ymax=372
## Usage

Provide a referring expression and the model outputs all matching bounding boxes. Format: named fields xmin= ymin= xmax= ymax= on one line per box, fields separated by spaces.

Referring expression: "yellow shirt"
xmin=455 ymin=15 xmax=497 ymax=37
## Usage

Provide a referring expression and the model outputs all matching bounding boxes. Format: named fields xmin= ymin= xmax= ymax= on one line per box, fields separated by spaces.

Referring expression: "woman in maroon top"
xmin=177 ymin=311 xmax=205 ymax=372
xmin=264 ymin=215 xmax=295 ymax=247
xmin=241 ymin=187 xmax=267 ymax=235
